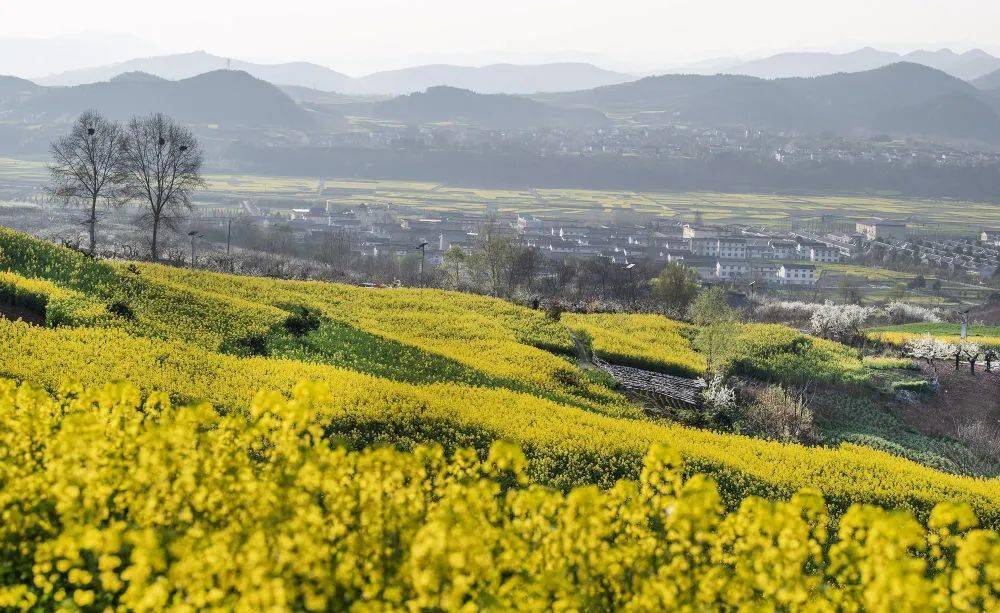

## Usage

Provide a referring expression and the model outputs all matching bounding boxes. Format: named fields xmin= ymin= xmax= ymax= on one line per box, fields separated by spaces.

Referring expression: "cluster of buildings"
xmin=252 ymin=199 xmax=979 ymax=287
xmin=268 ymin=202 xmax=867 ymax=286
xmin=515 ymin=213 xmax=842 ymax=286
xmin=217 ymin=198 xmax=1000 ymax=287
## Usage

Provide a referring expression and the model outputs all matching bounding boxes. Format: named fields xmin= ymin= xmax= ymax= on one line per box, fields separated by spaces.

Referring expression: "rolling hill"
xmin=0 ymin=75 xmax=40 ymax=101
xmin=973 ymin=67 xmax=1000 ymax=91
xmin=38 ymin=50 xmax=354 ymax=91
xmin=349 ymin=62 xmax=634 ymax=95
xmin=0 ymin=70 xmax=312 ymax=128
xmin=1 ymin=226 xmax=999 ymax=607
xmin=347 ymin=85 xmax=610 ymax=129
xmin=36 ymin=51 xmax=634 ymax=95
xmin=0 ymin=225 xmax=998 ymax=524
xmin=543 ymin=63 xmax=1000 ymax=142
xmin=723 ymin=47 xmax=1000 ymax=81
xmin=729 ymin=47 xmax=899 ymax=79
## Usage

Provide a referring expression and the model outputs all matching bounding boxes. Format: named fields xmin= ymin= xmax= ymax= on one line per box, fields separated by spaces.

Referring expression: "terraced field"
xmin=869 ymin=322 xmax=1000 ymax=348
xmin=2 ymin=226 xmax=1000 ymax=609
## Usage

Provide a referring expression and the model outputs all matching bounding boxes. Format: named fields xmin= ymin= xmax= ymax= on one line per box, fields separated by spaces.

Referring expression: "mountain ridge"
xmin=542 ymin=62 xmax=1000 ymax=142
xmin=38 ymin=51 xmax=354 ymax=92
xmin=344 ymin=85 xmax=610 ymax=129
xmin=664 ymin=47 xmax=1000 ymax=81
xmin=2 ymin=69 xmax=311 ymax=128
xmin=38 ymin=51 xmax=634 ymax=95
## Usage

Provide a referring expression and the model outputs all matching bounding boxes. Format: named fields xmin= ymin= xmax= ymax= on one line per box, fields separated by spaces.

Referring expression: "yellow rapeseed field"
xmin=563 ymin=312 xmax=706 ymax=376
xmin=1 ymin=380 xmax=997 ymax=610
xmin=1 ymin=318 xmax=998 ymax=527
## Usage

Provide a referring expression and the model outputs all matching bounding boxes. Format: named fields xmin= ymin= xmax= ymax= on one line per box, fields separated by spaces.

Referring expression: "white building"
xmin=777 ymin=263 xmax=817 ymax=286
xmin=716 ymin=260 xmax=749 ymax=280
xmin=769 ymin=240 xmax=796 ymax=260
xmin=749 ymin=261 xmax=779 ymax=281
xmin=717 ymin=238 xmax=747 ymax=259
xmin=856 ymin=220 xmax=908 ymax=241
xmin=689 ymin=237 xmax=719 ymax=256
xmin=809 ymin=245 xmax=841 ymax=263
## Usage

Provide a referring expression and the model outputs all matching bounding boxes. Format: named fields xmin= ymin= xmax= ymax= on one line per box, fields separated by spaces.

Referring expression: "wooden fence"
xmin=592 ymin=356 xmax=705 ymax=414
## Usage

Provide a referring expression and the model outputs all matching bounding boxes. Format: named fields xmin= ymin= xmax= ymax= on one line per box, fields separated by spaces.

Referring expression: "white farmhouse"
xmin=777 ymin=263 xmax=817 ymax=286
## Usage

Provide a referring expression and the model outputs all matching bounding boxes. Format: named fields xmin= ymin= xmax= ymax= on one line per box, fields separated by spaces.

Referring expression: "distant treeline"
xmin=230 ymin=145 xmax=1000 ymax=200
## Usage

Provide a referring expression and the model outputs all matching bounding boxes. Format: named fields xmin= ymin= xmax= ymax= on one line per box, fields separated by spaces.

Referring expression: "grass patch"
xmin=813 ymin=391 xmax=997 ymax=477
xmin=267 ymin=320 xmax=503 ymax=388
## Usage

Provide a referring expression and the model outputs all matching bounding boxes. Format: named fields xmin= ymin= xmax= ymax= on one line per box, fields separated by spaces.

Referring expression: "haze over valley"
xmin=5 ymin=44 xmax=1000 ymax=199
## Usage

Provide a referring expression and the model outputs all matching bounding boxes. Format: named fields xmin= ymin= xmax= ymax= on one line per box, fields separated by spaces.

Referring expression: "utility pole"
xmin=188 ymin=231 xmax=203 ymax=268
xmin=416 ymin=242 xmax=428 ymax=287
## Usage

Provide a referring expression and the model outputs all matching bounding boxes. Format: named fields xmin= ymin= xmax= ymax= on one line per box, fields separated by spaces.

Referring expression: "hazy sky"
xmin=4 ymin=0 xmax=1000 ymax=74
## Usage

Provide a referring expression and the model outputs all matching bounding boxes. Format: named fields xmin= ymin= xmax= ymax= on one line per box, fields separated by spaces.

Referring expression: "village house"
xmin=808 ymin=244 xmax=841 ymax=263
xmin=856 ymin=219 xmax=908 ymax=241
xmin=717 ymin=237 xmax=747 ymax=259
xmin=777 ymin=263 xmax=817 ymax=285
xmin=716 ymin=259 xmax=749 ymax=280
xmin=769 ymin=240 xmax=796 ymax=260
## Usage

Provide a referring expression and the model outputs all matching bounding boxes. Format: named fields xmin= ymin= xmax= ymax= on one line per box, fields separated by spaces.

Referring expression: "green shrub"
xmin=223 ymin=333 xmax=270 ymax=357
xmin=282 ymin=305 xmax=322 ymax=337
xmin=891 ymin=380 xmax=932 ymax=394
xmin=863 ymin=356 xmax=918 ymax=370
xmin=107 ymin=300 xmax=135 ymax=321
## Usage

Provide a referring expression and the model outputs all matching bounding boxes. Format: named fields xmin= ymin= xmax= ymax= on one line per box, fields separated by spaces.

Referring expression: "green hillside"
xmin=0 ymin=227 xmax=998 ymax=527
xmin=4 ymin=226 xmax=1000 ymax=609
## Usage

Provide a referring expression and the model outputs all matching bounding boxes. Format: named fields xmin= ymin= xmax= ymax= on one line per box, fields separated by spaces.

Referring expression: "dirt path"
xmin=893 ymin=363 xmax=1000 ymax=440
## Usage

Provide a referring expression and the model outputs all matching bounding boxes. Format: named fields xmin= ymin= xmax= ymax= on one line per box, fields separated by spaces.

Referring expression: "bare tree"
xmin=48 ymin=111 xmax=127 ymax=256
xmin=470 ymin=219 xmax=511 ymax=296
xmin=120 ymin=113 xmax=205 ymax=261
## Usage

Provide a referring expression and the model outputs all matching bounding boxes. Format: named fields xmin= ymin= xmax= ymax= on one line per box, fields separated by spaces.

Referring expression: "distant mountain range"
xmin=343 ymin=85 xmax=609 ymax=129
xmin=542 ymin=63 xmax=1000 ymax=143
xmin=38 ymin=51 xmax=354 ymax=92
xmin=4 ymin=60 xmax=1000 ymax=144
xmin=345 ymin=63 xmax=633 ymax=95
xmin=667 ymin=48 xmax=1000 ymax=82
xmin=0 ymin=70 xmax=311 ymax=128
xmin=27 ymin=47 xmax=1000 ymax=101
xmin=973 ymin=68 xmax=1000 ymax=91
xmin=37 ymin=51 xmax=635 ymax=95
xmin=0 ymin=71 xmax=600 ymax=131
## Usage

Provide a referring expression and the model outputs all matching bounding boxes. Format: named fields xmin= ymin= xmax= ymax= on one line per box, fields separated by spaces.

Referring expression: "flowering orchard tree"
xmin=905 ymin=334 xmax=954 ymax=384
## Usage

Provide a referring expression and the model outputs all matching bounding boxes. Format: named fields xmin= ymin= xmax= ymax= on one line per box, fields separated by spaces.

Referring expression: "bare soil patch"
xmin=0 ymin=300 xmax=44 ymax=326
xmin=894 ymin=362 xmax=1000 ymax=440
xmin=970 ymin=301 xmax=1000 ymax=325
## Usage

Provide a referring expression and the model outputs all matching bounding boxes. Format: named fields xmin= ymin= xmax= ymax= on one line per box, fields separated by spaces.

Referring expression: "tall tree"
xmin=470 ymin=219 xmax=512 ymax=296
xmin=443 ymin=245 xmax=466 ymax=290
xmin=650 ymin=262 xmax=699 ymax=316
xmin=121 ymin=113 xmax=204 ymax=261
xmin=48 ymin=111 xmax=127 ymax=256
xmin=689 ymin=287 xmax=740 ymax=375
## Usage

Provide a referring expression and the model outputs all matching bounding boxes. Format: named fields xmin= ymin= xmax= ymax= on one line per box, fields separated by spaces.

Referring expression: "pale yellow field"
xmin=3 ymin=157 xmax=999 ymax=231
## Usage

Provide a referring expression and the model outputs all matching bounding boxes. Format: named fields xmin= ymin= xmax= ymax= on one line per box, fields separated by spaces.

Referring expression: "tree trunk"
xmin=151 ymin=215 xmax=160 ymax=262
xmin=88 ymin=195 xmax=98 ymax=257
